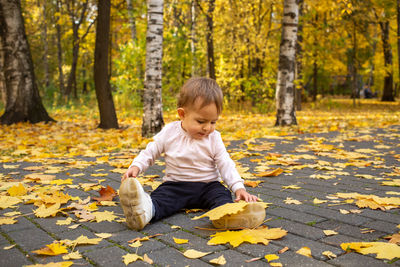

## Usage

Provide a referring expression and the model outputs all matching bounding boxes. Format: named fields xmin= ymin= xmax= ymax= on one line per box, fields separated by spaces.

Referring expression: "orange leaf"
xmin=255 ymin=168 xmax=283 ymax=177
xmin=93 ymin=185 xmax=117 ymax=202
xmin=32 ymin=243 xmax=68 ymax=256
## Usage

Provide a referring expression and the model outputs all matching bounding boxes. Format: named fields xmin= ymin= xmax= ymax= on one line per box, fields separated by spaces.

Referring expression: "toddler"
xmin=120 ymin=77 xmax=264 ymax=230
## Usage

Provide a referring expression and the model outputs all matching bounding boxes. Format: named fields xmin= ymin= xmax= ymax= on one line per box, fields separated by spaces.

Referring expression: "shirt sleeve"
xmin=213 ymin=132 xmax=245 ymax=193
xmin=129 ymin=129 xmax=165 ymax=174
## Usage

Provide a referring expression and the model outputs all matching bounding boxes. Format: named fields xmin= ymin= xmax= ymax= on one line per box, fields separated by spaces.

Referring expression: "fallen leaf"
xmin=143 ymin=254 xmax=153 ymax=264
xmin=384 ymin=233 xmax=400 ymax=244
xmin=192 ymin=202 xmax=268 ymax=221
xmin=32 ymin=243 xmax=68 ymax=256
xmin=173 ymin=237 xmax=189 ymax=244
xmin=95 ymin=233 xmax=112 ymax=239
xmin=183 ymin=249 xmax=210 ymax=259
xmin=322 ymin=251 xmax=337 ymax=259
xmin=278 ymin=246 xmax=289 ymax=254
xmin=284 ymin=197 xmax=302 ymax=205
xmin=265 ymin=254 xmax=279 ymax=262
xmin=244 ymin=180 xmax=263 ymax=188
xmin=25 ymin=262 xmax=73 ymax=267
xmin=0 ymin=196 xmax=23 ymax=209
xmin=7 ymin=183 xmax=27 ymax=196
xmin=209 ymin=255 xmax=226 ymax=265
xmin=93 ymin=185 xmax=117 ymax=202
xmin=296 ymin=247 xmax=312 ymax=258
xmin=282 ymin=185 xmax=301 ymax=190
xmin=0 ymin=217 xmax=17 ymax=225
xmin=323 ymin=230 xmax=338 ymax=236
xmin=313 ymin=198 xmax=328 ymax=204
xmin=61 ymin=235 xmax=102 ymax=246
xmin=34 ymin=203 xmax=62 ymax=218
xmin=208 ymin=226 xmax=287 ymax=247
xmin=3 ymin=244 xmax=16 ymax=250
xmin=62 ymin=251 xmax=82 ymax=260
xmin=123 ymin=253 xmax=143 ymax=265
xmin=56 ymin=217 xmax=73 ymax=226
xmin=255 ymin=168 xmax=284 ymax=177
xmin=339 ymin=209 xmax=350 ymax=214
xmin=341 ymin=242 xmax=400 ymax=260
xmin=92 ymin=210 xmax=117 ymax=222
xmin=245 ymin=257 xmax=261 ymax=263
xmin=129 ymin=241 xmax=142 ymax=248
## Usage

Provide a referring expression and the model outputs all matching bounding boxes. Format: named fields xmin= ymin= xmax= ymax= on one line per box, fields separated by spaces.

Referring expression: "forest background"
xmin=0 ymin=0 xmax=399 ymax=146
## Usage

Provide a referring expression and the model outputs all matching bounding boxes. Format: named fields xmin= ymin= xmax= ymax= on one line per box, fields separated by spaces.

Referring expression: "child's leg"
xmin=199 ymin=181 xmax=233 ymax=209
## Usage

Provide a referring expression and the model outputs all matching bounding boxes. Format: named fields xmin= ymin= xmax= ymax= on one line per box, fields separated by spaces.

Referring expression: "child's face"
xmin=178 ymin=98 xmax=219 ymax=140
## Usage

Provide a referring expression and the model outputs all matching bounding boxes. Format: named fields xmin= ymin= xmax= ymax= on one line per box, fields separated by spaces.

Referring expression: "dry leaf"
xmin=3 ymin=244 xmax=16 ymax=250
xmin=0 ymin=196 xmax=23 ymax=209
xmin=313 ymin=198 xmax=328 ymax=204
xmin=92 ymin=210 xmax=117 ymax=222
xmin=322 ymin=251 xmax=337 ymax=259
xmin=296 ymin=247 xmax=312 ymax=258
xmin=209 ymin=255 xmax=226 ymax=265
xmin=34 ymin=203 xmax=62 ymax=218
xmin=123 ymin=253 xmax=143 ymax=265
xmin=284 ymin=197 xmax=302 ymax=205
xmin=323 ymin=230 xmax=338 ymax=236
xmin=244 ymin=180 xmax=263 ymax=188
xmin=93 ymin=185 xmax=117 ymax=202
xmin=25 ymin=262 xmax=73 ymax=267
xmin=270 ymin=263 xmax=283 ymax=267
xmin=56 ymin=217 xmax=73 ymax=226
xmin=265 ymin=254 xmax=279 ymax=262
xmin=208 ymin=226 xmax=287 ymax=247
xmin=0 ymin=217 xmax=17 ymax=225
xmin=183 ymin=249 xmax=210 ymax=259
xmin=341 ymin=242 xmax=400 ymax=260
xmin=95 ymin=233 xmax=112 ymax=239
xmin=32 ymin=243 xmax=68 ymax=256
xmin=143 ymin=254 xmax=153 ymax=264
xmin=7 ymin=183 xmax=27 ymax=196
xmin=173 ymin=237 xmax=189 ymax=244
xmin=61 ymin=235 xmax=102 ymax=246
xmin=339 ymin=209 xmax=350 ymax=214
xmin=192 ymin=202 xmax=268 ymax=221
xmin=62 ymin=251 xmax=82 ymax=260
xmin=384 ymin=233 xmax=400 ymax=244
xmin=278 ymin=246 xmax=289 ymax=254
xmin=282 ymin=185 xmax=301 ymax=190
xmin=255 ymin=168 xmax=284 ymax=177
xmin=129 ymin=241 xmax=142 ymax=248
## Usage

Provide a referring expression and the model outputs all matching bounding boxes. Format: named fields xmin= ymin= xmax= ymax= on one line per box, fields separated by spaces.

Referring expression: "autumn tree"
xmin=94 ymin=0 xmax=118 ymax=129
xmin=142 ymin=0 xmax=164 ymax=137
xmin=0 ymin=0 xmax=53 ymax=125
xmin=275 ymin=0 xmax=299 ymax=126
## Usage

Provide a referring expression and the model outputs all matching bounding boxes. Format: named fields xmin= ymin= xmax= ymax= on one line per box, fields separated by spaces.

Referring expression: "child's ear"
xmin=177 ymin=108 xmax=185 ymax=119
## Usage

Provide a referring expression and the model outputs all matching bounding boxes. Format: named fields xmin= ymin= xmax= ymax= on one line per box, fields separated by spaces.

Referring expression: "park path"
xmin=0 ymin=125 xmax=399 ymax=266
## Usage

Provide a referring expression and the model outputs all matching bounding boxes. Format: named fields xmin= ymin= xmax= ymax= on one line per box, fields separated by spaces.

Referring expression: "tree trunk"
xmin=126 ymin=0 xmax=137 ymax=42
xmin=205 ymin=0 xmax=215 ymax=80
xmin=351 ymin=21 xmax=358 ymax=106
xmin=0 ymin=34 xmax=5 ymax=105
xmin=190 ymin=0 xmax=198 ymax=76
xmin=65 ymin=25 xmax=79 ymax=98
xmin=41 ymin=0 xmax=49 ymax=88
xmin=275 ymin=0 xmax=298 ymax=126
xmin=94 ymin=0 xmax=118 ymax=129
xmin=0 ymin=0 xmax=53 ymax=124
xmin=294 ymin=0 xmax=304 ymax=111
xmin=397 ymin=0 xmax=400 ymax=96
xmin=55 ymin=0 xmax=65 ymax=95
xmin=142 ymin=0 xmax=164 ymax=137
xmin=379 ymin=21 xmax=394 ymax=101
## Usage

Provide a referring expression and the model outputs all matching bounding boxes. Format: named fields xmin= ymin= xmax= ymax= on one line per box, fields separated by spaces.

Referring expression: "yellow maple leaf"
xmin=51 ymin=179 xmax=73 ymax=185
xmin=208 ymin=226 xmax=287 ymax=247
xmin=173 ymin=237 xmax=189 ymax=244
xmin=341 ymin=242 xmax=400 ymax=260
xmin=255 ymin=168 xmax=284 ymax=177
xmin=296 ymin=247 xmax=312 ymax=258
xmin=92 ymin=210 xmax=117 ymax=222
xmin=62 ymin=251 xmax=82 ymax=260
xmin=183 ymin=249 xmax=210 ymax=259
xmin=209 ymin=255 xmax=226 ymax=265
xmin=7 ymin=183 xmax=27 ymax=196
xmin=0 ymin=196 xmax=23 ymax=209
xmin=322 ymin=251 xmax=337 ymax=259
xmin=122 ymin=253 xmax=143 ymax=265
xmin=265 ymin=254 xmax=279 ymax=262
xmin=381 ymin=179 xmax=400 ymax=187
xmin=282 ymin=185 xmax=301 ymax=190
xmin=284 ymin=197 xmax=302 ymax=205
xmin=192 ymin=202 xmax=268 ymax=221
xmin=323 ymin=230 xmax=338 ymax=236
xmin=25 ymin=261 xmax=73 ymax=267
xmin=32 ymin=243 xmax=68 ymax=256
xmin=95 ymin=233 xmax=112 ymax=239
xmin=34 ymin=203 xmax=62 ymax=218
xmin=56 ymin=217 xmax=73 ymax=226
xmin=0 ymin=217 xmax=17 ymax=225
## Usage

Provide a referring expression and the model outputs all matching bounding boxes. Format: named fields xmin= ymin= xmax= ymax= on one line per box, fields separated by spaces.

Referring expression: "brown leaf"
xmin=93 ymin=185 xmax=117 ymax=202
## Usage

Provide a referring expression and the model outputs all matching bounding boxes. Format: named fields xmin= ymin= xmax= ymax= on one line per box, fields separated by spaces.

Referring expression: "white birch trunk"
xmin=142 ymin=0 xmax=164 ymax=137
xmin=275 ymin=0 xmax=299 ymax=126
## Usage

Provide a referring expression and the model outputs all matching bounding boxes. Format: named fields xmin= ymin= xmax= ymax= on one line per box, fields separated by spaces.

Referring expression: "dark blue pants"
xmin=150 ymin=181 xmax=233 ymax=222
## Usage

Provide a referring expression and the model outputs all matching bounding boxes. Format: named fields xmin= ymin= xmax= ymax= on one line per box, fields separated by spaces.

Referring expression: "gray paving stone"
xmin=265 ymin=218 xmax=325 ymax=241
xmin=82 ymin=220 xmax=127 ymax=233
xmin=83 ymin=245 xmax=149 ymax=266
xmin=267 ymin=206 xmax=326 ymax=224
xmin=109 ymin=229 xmax=167 ymax=254
xmin=201 ymin=249 xmax=267 ymax=266
xmin=234 ymin=242 xmax=283 ymax=258
xmin=6 ymin=227 xmax=55 ymax=252
xmin=0 ymin=216 xmax=36 ymax=232
xmin=362 ymin=219 xmax=400 ymax=234
xmin=321 ymin=234 xmax=363 ymax=248
xmin=0 ymin=247 xmax=32 ymax=267
xmin=328 ymin=251 xmax=393 ymax=267
xmin=276 ymin=250 xmax=336 ymax=266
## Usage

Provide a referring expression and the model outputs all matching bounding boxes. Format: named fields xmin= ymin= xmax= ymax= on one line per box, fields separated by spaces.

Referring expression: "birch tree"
xmin=142 ymin=0 xmax=164 ymax=137
xmin=0 ymin=0 xmax=53 ymax=125
xmin=275 ymin=0 xmax=299 ymax=126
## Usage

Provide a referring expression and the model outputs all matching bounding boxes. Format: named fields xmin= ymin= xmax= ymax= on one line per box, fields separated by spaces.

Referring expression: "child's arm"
xmin=122 ymin=166 xmax=140 ymax=181
xmin=234 ymin=188 xmax=259 ymax=202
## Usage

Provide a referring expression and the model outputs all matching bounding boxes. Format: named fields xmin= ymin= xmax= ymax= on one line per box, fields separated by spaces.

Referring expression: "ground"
xmin=0 ymin=124 xmax=399 ymax=266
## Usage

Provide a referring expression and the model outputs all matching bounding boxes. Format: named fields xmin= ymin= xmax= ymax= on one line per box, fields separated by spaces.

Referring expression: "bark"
xmin=205 ymin=0 xmax=215 ymax=79
xmin=0 ymin=0 xmax=53 ymax=124
xmin=294 ymin=0 xmax=304 ymax=110
xmin=190 ymin=0 xmax=198 ymax=76
xmin=0 ymin=34 xmax=5 ymax=105
xmin=379 ymin=20 xmax=394 ymax=101
xmin=275 ymin=0 xmax=298 ymax=126
xmin=55 ymin=0 xmax=65 ymax=95
xmin=94 ymin=0 xmax=118 ymax=129
xmin=41 ymin=0 xmax=49 ymax=88
xmin=126 ymin=0 xmax=137 ymax=41
xmin=397 ymin=0 xmax=400 ymax=95
xmin=351 ymin=21 xmax=357 ymax=106
xmin=142 ymin=0 xmax=164 ymax=137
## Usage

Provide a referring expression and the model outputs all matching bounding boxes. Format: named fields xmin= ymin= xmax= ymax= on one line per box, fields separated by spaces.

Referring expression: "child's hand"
xmin=122 ymin=166 xmax=140 ymax=182
xmin=234 ymin=188 xmax=259 ymax=202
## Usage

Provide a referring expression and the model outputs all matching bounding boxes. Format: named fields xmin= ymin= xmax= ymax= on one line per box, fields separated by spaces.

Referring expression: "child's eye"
xmin=211 ymin=121 xmax=216 ymax=125
xmin=196 ymin=120 xmax=205 ymax=124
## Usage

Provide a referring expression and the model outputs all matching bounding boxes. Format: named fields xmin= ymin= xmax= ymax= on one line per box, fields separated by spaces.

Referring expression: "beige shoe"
xmin=211 ymin=202 xmax=266 ymax=229
xmin=119 ymin=178 xmax=153 ymax=230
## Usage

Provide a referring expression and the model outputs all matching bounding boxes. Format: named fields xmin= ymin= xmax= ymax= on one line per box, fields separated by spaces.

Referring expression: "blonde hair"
xmin=177 ymin=77 xmax=223 ymax=114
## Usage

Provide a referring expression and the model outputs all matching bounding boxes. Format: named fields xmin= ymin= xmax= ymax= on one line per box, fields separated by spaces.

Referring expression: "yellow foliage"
xmin=192 ymin=202 xmax=268 ymax=221
xmin=341 ymin=242 xmax=400 ymax=260
xmin=183 ymin=249 xmax=210 ymax=259
xmin=7 ymin=183 xmax=27 ymax=196
xmin=208 ymin=226 xmax=287 ymax=247
xmin=32 ymin=243 xmax=68 ymax=256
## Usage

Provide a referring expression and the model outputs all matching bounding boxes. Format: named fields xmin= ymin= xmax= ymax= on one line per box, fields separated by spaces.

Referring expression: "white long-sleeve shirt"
xmin=130 ymin=121 xmax=245 ymax=193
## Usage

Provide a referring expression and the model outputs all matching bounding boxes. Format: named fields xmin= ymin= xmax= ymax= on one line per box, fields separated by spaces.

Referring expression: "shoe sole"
xmin=212 ymin=202 xmax=266 ymax=229
xmin=119 ymin=178 xmax=147 ymax=230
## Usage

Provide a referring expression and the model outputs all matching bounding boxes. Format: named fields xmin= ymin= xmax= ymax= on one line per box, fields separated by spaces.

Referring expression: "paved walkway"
xmin=1 ymin=125 xmax=399 ymax=266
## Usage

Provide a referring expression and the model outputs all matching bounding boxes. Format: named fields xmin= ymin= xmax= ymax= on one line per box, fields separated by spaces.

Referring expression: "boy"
xmin=120 ymin=77 xmax=264 ymax=230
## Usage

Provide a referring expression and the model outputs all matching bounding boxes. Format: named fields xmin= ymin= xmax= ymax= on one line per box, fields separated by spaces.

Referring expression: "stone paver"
xmin=0 ymin=125 xmax=399 ymax=266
